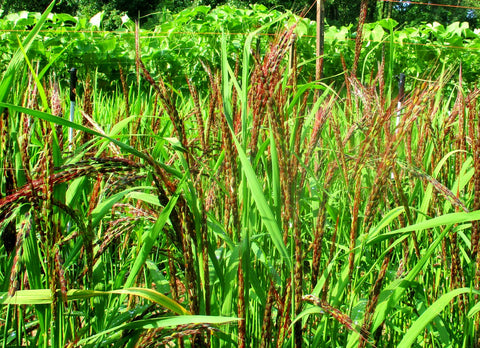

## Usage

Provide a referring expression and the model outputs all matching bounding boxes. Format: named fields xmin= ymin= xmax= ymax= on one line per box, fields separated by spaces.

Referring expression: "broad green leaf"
xmin=377 ymin=18 xmax=399 ymax=31
xmin=89 ymin=11 xmax=104 ymax=28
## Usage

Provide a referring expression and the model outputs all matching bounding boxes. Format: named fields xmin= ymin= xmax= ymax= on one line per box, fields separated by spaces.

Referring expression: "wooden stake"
xmin=316 ymin=0 xmax=325 ymax=83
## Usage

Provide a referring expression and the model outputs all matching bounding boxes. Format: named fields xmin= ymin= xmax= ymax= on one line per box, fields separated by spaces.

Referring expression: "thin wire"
xmin=0 ymin=28 xmax=280 ymax=37
xmin=333 ymin=37 xmax=480 ymax=52
xmin=1 ymin=28 xmax=479 ymax=51
xmin=0 ymin=0 xmax=478 ymax=37
xmin=17 ymin=32 xmax=480 ymax=52
xmin=304 ymin=0 xmax=317 ymax=18
xmin=378 ymin=0 xmax=480 ymax=11
xmin=0 ymin=0 xmax=478 ymax=58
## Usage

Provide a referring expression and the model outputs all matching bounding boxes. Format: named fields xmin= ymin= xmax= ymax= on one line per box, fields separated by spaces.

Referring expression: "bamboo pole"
xmin=396 ymin=73 xmax=406 ymax=130
xmin=68 ymin=67 xmax=77 ymax=151
xmin=316 ymin=0 xmax=325 ymax=83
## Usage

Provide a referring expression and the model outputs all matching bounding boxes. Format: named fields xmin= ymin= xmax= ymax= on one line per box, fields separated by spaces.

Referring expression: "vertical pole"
xmin=289 ymin=38 xmax=296 ymax=71
xmin=391 ymin=72 xmax=405 ymax=181
xmin=396 ymin=73 xmax=405 ymax=130
xmin=68 ymin=68 xmax=77 ymax=151
xmin=67 ymin=68 xmax=77 ymax=235
xmin=316 ymin=0 xmax=325 ymax=84
xmin=255 ymin=37 xmax=261 ymax=58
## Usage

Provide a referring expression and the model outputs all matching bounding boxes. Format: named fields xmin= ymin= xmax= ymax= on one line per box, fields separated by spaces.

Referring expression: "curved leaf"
xmin=78 ymin=314 xmax=240 ymax=345
xmin=1 ymin=287 xmax=190 ymax=316
xmin=398 ymin=288 xmax=480 ymax=348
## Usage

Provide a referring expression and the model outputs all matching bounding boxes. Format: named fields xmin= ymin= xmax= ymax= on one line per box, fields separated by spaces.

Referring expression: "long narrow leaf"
xmin=398 ymin=288 xmax=480 ymax=348
xmin=122 ymin=174 xmax=186 ymax=290
xmin=0 ymin=0 xmax=56 ymax=111
xmin=78 ymin=315 xmax=240 ymax=345
xmin=370 ymin=212 xmax=480 ymax=331
xmin=0 ymin=102 xmax=180 ymax=177
xmin=0 ymin=287 xmax=189 ymax=315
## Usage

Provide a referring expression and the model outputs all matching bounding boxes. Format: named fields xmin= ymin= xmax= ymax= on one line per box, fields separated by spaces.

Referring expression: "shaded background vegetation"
xmin=1 ymin=0 xmax=480 ymax=28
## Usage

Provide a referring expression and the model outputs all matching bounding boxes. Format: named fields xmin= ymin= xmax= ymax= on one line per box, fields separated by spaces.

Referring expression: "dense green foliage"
xmin=1 ymin=2 xmax=480 ymax=347
xmin=1 ymin=5 xmax=480 ymax=92
xmin=391 ymin=0 xmax=480 ymax=28
xmin=1 ymin=0 xmax=480 ymax=28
